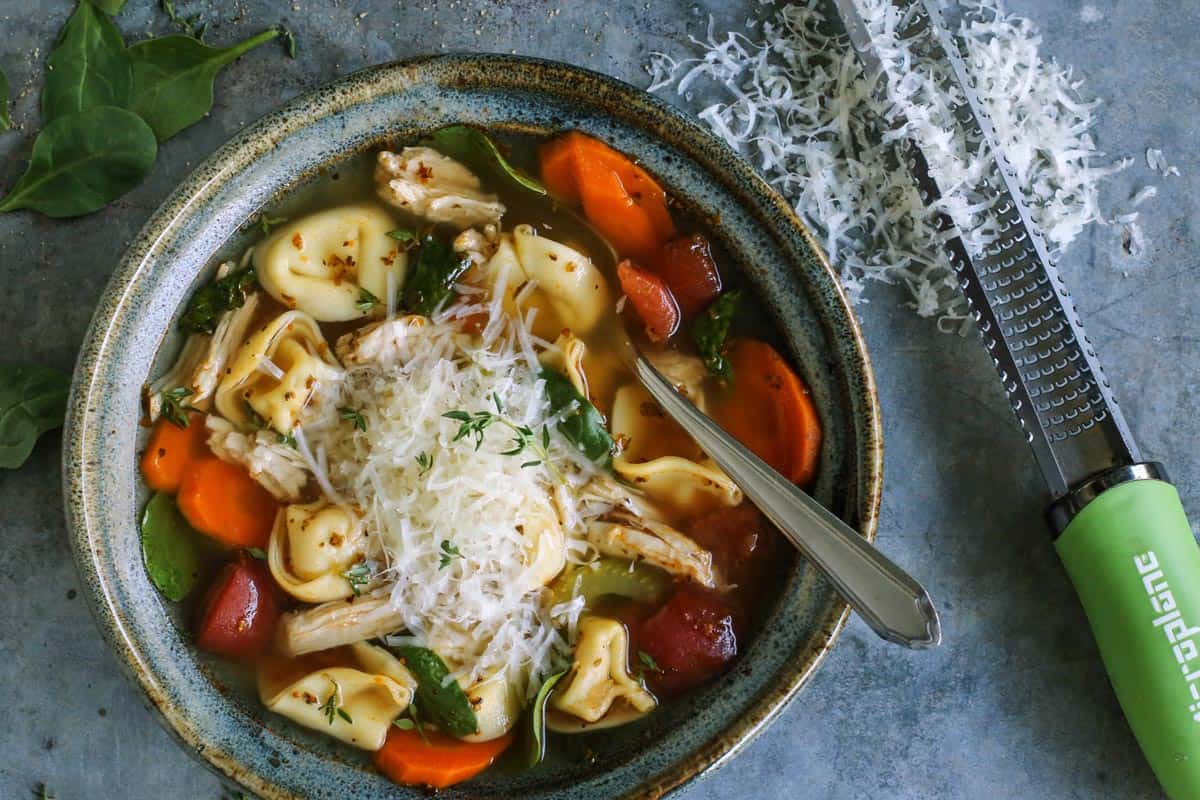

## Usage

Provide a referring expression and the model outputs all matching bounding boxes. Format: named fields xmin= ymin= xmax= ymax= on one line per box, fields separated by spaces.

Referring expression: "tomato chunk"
xmin=652 ymin=233 xmax=722 ymax=315
xmin=196 ymin=557 xmax=281 ymax=659
xmin=617 ymin=259 xmax=680 ymax=343
xmin=639 ymin=586 xmax=738 ymax=696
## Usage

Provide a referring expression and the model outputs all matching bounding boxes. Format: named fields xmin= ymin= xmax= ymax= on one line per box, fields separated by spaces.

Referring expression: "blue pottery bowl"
xmin=63 ymin=55 xmax=882 ymax=799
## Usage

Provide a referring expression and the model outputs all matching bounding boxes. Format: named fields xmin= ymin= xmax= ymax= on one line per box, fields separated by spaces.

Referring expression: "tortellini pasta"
xmin=254 ymin=203 xmax=406 ymax=322
xmin=521 ymin=497 xmax=567 ymax=591
xmin=215 ymin=310 xmax=343 ymax=433
xmin=258 ymin=642 xmax=416 ymax=751
xmin=268 ymin=501 xmax=369 ymax=602
xmin=511 ymin=225 xmax=611 ymax=335
xmin=539 ymin=332 xmax=590 ymax=400
xmin=549 ymin=617 xmax=656 ymax=730
xmin=462 ymin=670 xmax=524 ymax=742
xmin=611 ymin=384 xmax=743 ymax=515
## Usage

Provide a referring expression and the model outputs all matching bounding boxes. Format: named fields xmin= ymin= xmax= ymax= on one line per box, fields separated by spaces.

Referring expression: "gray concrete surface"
xmin=0 ymin=0 xmax=1194 ymax=797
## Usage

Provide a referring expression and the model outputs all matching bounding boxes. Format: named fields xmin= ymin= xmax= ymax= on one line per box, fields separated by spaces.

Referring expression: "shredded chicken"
xmin=276 ymin=592 xmax=405 ymax=658
xmin=334 ymin=315 xmax=428 ymax=367
xmin=206 ymin=416 xmax=310 ymax=501
xmin=375 ymin=147 xmax=506 ymax=228
xmin=587 ymin=512 xmax=717 ymax=588
xmin=646 ymin=350 xmax=709 ymax=410
xmin=454 ymin=224 xmax=500 ymax=269
xmin=147 ymin=265 xmax=261 ymax=421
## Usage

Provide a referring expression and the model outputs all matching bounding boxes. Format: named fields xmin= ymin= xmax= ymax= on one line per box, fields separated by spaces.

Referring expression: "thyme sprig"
xmin=321 ymin=678 xmax=354 ymax=725
xmin=159 ymin=386 xmax=200 ymax=429
xmin=441 ymin=395 xmax=563 ymax=483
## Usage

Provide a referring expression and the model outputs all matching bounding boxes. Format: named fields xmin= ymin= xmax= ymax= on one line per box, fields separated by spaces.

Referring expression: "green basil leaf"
xmin=0 ymin=67 xmax=10 ymax=132
xmin=0 ymin=106 xmax=156 ymax=218
xmin=42 ymin=0 xmax=132 ymax=123
xmin=425 ymin=124 xmax=546 ymax=196
xmin=140 ymin=492 xmax=206 ymax=601
xmin=540 ymin=368 xmax=614 ymax=468
xmin=179 ymin=265 xmax=258 ymax=335
xmin=691 ymin=289 xmax=741 ymax=379
xmin=401 ymin=234 xmax=471 ymax=317
xmin=87 ymin=0 xmax=129 ymax=14
xmin=126 ymin=28 xmax=278 ymax=142
xmin=518 ymin=670 xmax=567 ymax=768
xmin=0 ymin=363 xmax=69 ymax=469
xmin=391 ymin=646 xmax=479 ymax=738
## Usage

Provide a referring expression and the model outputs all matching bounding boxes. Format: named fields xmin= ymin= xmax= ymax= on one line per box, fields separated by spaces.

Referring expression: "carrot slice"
xmin=538 ymin=134 xmax=585 ymax=202
xmin=539 ymin=131 xmax=676 ymax=260
xmin=373 ymin=727 xmax=514 ymax=790
xmin=176 ymin=457 xmax=278 ymax=548
xmin=140 ymin=413 xmax=209 ymax=493
xmin=714 ymin=339 xmax=822 ymax=486
xmin=617 ymin=259 xmax=681 ymax=343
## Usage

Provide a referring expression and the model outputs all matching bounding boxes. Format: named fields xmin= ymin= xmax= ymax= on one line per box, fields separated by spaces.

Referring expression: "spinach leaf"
xmin=400 ymin=234 xmax=471 ymax=316
xmin=391 ymin=645 xmax=479 ymax=738
xmin=540 ymin=368 xmax=614 ymax=468
xmin=0 ymin=363 xmax=69 ymax=469
xmin=691 ymin=289 xmax=741 ymax=379
xmin=179 ymin=265 xmax=258 ymax=335
xmin=0 ymin=66 xmax=10 ymax=131
xmin=426 ymin=125 xmax=546 ymax=196
xmin=0 ymin=106 xmax=156 ymax=218
xmin=517 ymin=670 xmax=567 ymax=768
xmin=126 ymin=28 xmax=278 ymax=142
xmin=88 ymin=0 xmax=129 ymax=13
xmin=42 ymin=0 xmax=132 ymax=123
xmin=140 ymin=492 xmax=205 ymax=601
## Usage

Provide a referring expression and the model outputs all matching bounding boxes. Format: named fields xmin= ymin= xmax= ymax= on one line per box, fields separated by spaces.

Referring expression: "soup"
xmin=138 ymin=126 xmax=822 ymax=788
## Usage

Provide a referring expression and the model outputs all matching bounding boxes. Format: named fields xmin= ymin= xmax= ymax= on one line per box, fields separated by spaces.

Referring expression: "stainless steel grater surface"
xmin=832 ymin=0 xmax=1140 ymax=498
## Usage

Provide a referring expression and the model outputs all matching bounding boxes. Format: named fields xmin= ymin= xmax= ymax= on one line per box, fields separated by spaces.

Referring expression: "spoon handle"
xmin=632 ymin=355 xmax=941 ymax=649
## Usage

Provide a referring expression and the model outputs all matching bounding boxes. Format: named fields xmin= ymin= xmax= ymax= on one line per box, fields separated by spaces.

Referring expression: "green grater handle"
xmin=1056 ymin=479 xmax=1200 ymax=799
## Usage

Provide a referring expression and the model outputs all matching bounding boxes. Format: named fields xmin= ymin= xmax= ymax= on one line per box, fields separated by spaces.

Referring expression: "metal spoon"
xmin=627 ymin=348 xmax=941 ymax=649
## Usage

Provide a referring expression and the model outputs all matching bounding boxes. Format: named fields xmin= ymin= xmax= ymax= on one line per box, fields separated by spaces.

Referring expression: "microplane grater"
xmin=830 ymin=1 xmax=1200 ymax=796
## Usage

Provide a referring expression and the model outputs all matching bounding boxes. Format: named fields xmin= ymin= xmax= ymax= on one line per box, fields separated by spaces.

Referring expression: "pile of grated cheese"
xmin=305 ymin=312 xmax=598 ymax=697
xmin=647 ymin=0 xmax=1139 ymax=329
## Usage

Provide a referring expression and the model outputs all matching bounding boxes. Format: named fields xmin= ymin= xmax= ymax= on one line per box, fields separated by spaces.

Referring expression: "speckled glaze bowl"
xmin=63 ymin=55 xmax=881 ymax=799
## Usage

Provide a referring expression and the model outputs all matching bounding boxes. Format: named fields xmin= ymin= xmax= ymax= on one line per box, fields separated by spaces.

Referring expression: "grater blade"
xmin=831 ymin=0 xmax=1139 ymax=498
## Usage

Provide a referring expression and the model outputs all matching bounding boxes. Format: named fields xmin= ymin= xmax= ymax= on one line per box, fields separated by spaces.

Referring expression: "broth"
xmin=139 ymin=126 xmax=817 ymax=788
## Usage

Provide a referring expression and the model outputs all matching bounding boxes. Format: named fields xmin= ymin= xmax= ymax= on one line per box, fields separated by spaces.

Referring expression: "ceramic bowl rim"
xmin=62 ymin=54 xmax=882 ymax=799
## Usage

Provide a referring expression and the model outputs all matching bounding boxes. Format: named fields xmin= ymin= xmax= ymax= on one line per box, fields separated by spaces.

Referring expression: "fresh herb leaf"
xmin=517 ymin=669 xmax=567 ymax=769
xmin=401 ymin=233 xmax=471 ymax=316
xmin=339 ymin=406 xmax=367 ymax=432
xmin=342 ymin=561 xmax=371 ymax=595
xmin=277 ymin=431 xmax=297 ymax=448
xmin=442 ymin=407 xmax=564 ymax=481
xmin=278 ymin=25 xmax=297 ymax=58
xmin=0 ymin=67 xmax=10 ymax=132
xmin=160 ymin=0 xmax=206 ymax=39
xmin=140 ymin=492 xmax=206 ymax=601
xmin=425 ymin=125 xmax=546 ymax=196
xmin=88 ymin=0 xmax=130 ymax=14
xmin=0 ymin=363 xmax=69 ymax=469
xmin=178 ymin=265 xmax=258 ymax=335
xmin=356 ymin=287 xmax=379 ymax=313
xmin=243 ymin=400 xmax=267 ymax=431
xmin=392 ymin=717 xmax=415 ymax=730
xmin=127 ymin=28 xmax=279 ymax=142
xmin=637 ymin=650 xmax=663 ymax=676
xmin=0 ymin=106 xmax=156 ymax=218
xmin=391 ymin=646 xmax=479 ymax=738
xmin=258 ymin=213 xmax=286 ymax=235
xmin=159 ymin=386 xmax=198 ymax=428
xmin=386 ymin=228 xmax=417 ymax=248
xmin=540 ymin=368 xmax=614 ymax=468
xmin=442 ymin=408 xmax=494 ymax=450
xmin=415 ymin=451 xmax=434 ymax=476
xmin=691 ymin=289 xmax=741 ymax=379
xmin=438 ymin=539 xmax=462 ymax=570
xmin=42 ymin=2 xmax=131 ymax=124
xmin=321 ymin=678 xmax=353 ymax=725
xmin=245 ymin=546 xmax=267 ymax=560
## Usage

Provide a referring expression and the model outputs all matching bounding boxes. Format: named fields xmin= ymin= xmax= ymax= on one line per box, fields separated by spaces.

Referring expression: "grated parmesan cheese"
xmin=307 ymin=314 xmax=607 ymax=697
xmin=647 ymin=0 xmax=1142 ymax=326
